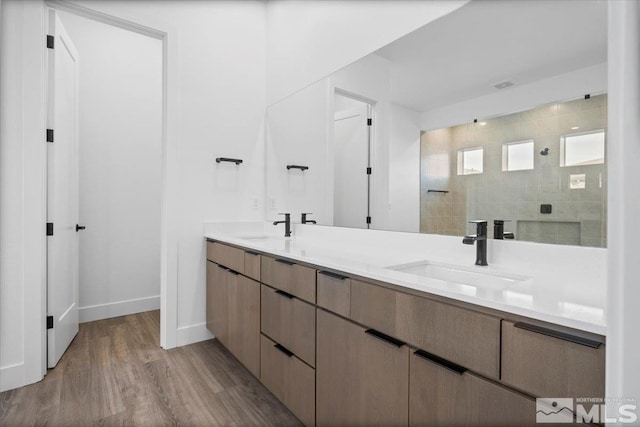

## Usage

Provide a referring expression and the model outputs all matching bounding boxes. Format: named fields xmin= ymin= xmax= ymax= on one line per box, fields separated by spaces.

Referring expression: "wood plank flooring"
xmin=0 ymin=310 xmax=302 ymax=426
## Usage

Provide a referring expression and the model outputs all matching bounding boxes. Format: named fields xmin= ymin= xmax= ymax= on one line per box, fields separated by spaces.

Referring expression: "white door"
xmin=333 ymin=96 xmax=371 ymax=229
xmin=47 ymin=11 xmax=80 ymax=368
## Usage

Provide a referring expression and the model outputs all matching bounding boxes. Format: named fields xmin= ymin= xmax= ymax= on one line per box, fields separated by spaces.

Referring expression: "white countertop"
xmin=204 ymin=222 xmax=607 ymax=336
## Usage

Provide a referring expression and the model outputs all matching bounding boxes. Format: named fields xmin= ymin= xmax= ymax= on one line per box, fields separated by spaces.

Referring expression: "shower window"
xmin=560 ymin=130 xmax=605 ymax=167
xmin=457 ymin=147 xmax=483 ymax=175
xmin=502 ymin=139 xmax=534 ymax=171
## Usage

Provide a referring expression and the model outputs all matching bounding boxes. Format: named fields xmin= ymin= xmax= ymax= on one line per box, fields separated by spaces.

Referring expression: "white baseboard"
xmin=79 ymin=295 xmax=160 ymax=323
xmin=0 ymin=362 xmax=25 ymax=392
xmin=176 ymin=322 xmax=214 ymax=347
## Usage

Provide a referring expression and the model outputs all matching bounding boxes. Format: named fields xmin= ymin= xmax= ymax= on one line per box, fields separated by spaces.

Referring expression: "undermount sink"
xmin=386 ymin=261 xmax=531 ymax=290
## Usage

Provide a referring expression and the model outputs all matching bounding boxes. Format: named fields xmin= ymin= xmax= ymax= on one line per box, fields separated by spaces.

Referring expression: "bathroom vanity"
xmin=204 ymin=223 xmax=606 ymax=426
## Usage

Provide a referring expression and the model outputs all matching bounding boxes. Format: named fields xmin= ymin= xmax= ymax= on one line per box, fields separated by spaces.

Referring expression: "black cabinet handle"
xmin=75 ymin=224 xmax=86 ymax=232
xmin=275 ymin=258 xmax=295 ymax=266
xmin=217 ymin=264 xmax=229 ymax=271
xmin=227 ymin=269 xmax=240 ymax=276
xmin=364 ymin=329 xmax=405 ymax=348
xmin=274 ymin=343 xmax=294 ymax=357
xmin=275 ymin=289 xmax=294 ymax=299
xmin=514 ymin=322 xmax=602 ymax=349
xmin=413 ymin=349 xmax=468 ymax=375
xmin=245 ymin=251 xmax=260 ymax=256
xmin=318 ymin=271 xmax=348 ymax=281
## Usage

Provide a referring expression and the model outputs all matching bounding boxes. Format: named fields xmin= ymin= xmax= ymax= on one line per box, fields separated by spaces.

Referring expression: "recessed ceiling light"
xmin=479 ymin=122 xmax=487 ymax=126
xmin=571 ymin=126 xmax=580 ymax=130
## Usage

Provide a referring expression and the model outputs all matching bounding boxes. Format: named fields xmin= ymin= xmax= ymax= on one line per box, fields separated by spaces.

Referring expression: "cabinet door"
xmin=316 ymin=309 xmax=409 ymax=427
xmin=206 ymin=261 xmax=229 ymax=346
xmin=227 ymin=273 xmax=260 ymax=377
xmin=410 ymin=349 xmax=537 ymax=426
xmin=501 ymin=320 xmax=605 ymax=400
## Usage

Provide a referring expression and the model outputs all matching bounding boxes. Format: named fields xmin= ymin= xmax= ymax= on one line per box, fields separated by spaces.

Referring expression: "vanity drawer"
xmin=317 ymin=270 xmax=351 ymax=318
xmin=244 ymin=250 xmax=261 ymax=281
xmin=261 ymin=284 xmax=316 ymax=366
xmin=261 ymin=256 xmax=316 ymax=303
xmin=409 ymin=348 xmax=537 ymax=426
xmin=350 ymin=280 xmax=501 ymax=378
xmin=501 ymin=320 xmax=605 ymax=399
xmin=260 ymin=334 xmax=315 ymax=427
xmin=208 ymin=241 xmax=245 ymax=273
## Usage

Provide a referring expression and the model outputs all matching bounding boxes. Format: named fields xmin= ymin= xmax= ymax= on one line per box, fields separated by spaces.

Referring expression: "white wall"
xmin=420 ymin=62 xmax=607 ymax=131
xmin=607 ymin=0 xmax=640 ymax=414
xmin=0 ymin=0 xmax=48 ymax=392
xmin=0 ymin=0 xmax=267 ymax=391
xmin=57 ymin=12 xmax=163 ymax=323
xmin=388 ymin=103 xmax=420 ymax=232
xmin=0 ymin=0 xmax=26 ymax=390
xmin=62 ymin=0 xmax=268 ymax=343
xmin=265 ymin=79 xmax=331 ymax=225
xmin=266 ymin=0 xmax=468 ymax=105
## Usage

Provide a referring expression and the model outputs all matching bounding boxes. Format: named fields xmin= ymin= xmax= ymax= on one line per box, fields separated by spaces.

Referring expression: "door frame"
xmin=21 ymin=0 xmax=179 ymax=383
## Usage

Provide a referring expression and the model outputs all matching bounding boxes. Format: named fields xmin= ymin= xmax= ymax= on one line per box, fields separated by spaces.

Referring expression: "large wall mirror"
xmin=266 ymin=0 xmax=607 ymax=247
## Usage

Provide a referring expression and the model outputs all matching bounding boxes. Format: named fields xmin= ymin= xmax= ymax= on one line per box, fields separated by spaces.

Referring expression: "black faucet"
xmin=273 ymin=213 xmax=291 ymax=237
xmin=462 ymin=220 xmax=488 ymax=266
xmin=301 ymin=213 xmax=316 ymax=224
xmin=493 ymin=220 xmax=515 ymax=240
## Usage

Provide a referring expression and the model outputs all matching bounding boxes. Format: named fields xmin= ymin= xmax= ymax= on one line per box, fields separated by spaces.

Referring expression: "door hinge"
xmin=47 ymin=35 xmax=55 ymax=49
xmin=46 ymin=223 xmax=54 ymax=236
xmin=47 ymin=316 xmax=54 ymax=329
xmin=366 ymin=167 xmax=372 ymax=175
xmin=366 ymin=216 xmax=372 ymax=224
xmin=46 ymin=129 xmax=54 ymax=143
xmin=367 ymin=118 xmax=372 ymax=126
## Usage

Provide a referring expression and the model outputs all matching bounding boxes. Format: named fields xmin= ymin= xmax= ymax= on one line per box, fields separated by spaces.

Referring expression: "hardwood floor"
xmin=0 ymin=310 xmax=302 ymax=426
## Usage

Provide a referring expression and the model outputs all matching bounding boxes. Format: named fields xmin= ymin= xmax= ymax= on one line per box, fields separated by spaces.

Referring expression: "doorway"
xmin=46 ymin=7 xmax=163 ymax=367
xmin=333 ymin=92 xmax=373 ymax=229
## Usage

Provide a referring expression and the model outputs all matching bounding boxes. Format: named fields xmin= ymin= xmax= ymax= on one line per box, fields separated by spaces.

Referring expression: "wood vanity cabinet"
xmin=316 ymin=309 xmax=409 ymax=427
xmin=409 ymin=349 xmax=537 ymax=427
xmin=501 ymin=320 xmax=605 ymax=400
xmin=350 ymin=280 xmax=501 ymax=379
xmin=205 ymin=239 xmax=606 ymax=427
xmin=205 ymin=242 xmax=260 ymax=377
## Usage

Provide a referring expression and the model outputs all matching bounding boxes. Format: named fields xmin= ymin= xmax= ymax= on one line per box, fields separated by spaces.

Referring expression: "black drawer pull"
xmin=245 ymin=250 xmax=260 ymax=256
xmin=275 ymin=289 xmax=294 ymax=299
xmin=318 ymin=270 xmax=348 ymax=281
xmin=513 ymin=322 xmax=602 ymax=349
xmin=227 ymin=269 xmax=240 ymax=276
xmin=275 ymin=258 xmax=295 ymax=266
xmin=364 ymin=329 xmax=405 ymax=348
xmin=274 ymin=343 xmax=294 ymax=357
xmin=217 ymin=264 xmax=229 ymax=271
xmin=413 ymin=349 xmax=468 ymax=375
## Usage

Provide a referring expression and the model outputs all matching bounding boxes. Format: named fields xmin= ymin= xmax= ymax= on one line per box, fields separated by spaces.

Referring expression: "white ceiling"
xmin=375 ymin=0 xmax=607 ymax=112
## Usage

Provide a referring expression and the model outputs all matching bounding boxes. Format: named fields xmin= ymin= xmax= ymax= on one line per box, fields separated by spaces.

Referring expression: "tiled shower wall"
xmin=420 ymin=94 xmax=607 ymax=248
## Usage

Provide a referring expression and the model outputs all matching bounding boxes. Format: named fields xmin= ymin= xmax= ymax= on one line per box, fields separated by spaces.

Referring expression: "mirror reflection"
xmin=265 ymin=0 xmax=608 ymax=247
